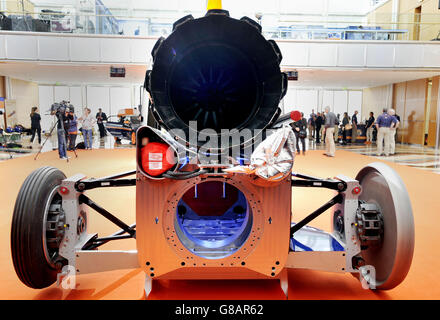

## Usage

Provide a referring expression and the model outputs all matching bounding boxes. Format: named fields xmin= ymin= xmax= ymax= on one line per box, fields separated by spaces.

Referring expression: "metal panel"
xmin=285 ymin=251 xmax=346 ymax=273
xmin=322 ymin=90 xmax=334 ymax=112
xmin=366 ymin=44 xmax=395 ymax=67
xmin=110 ymin=87 xmax=132 ymax=115
xmin=69 ymin=86 xmax=83 ymax=110
xmin=5 ymin=34 xmax=38 ymax=60
xmin=337 ymin=43 xmax=366 ymax=67
xmin=0 ymin=34 xmax=5 ymax=59
xmin=136 ymin=174 xmax=292 ymax=279
xmin=277 ymin=41 xmax=309 ymax=66
xmin=130 ymin=38 xmax=155 ymax=64
xmin=394 ymin=44 xmax=424 ymax=68
xmin=334 ymin=90 xmax=348 ymax=115
xmin=76 ymin=250 xmax=139 ymax=274
xmin=348 ymin=91 xmax=363 ymax=116
xmin=309 ymin=43 xmax=337 ymax=67
xmin=54 ymin=86 xmax=70 ymax=102
xmin=86 ymin=86 xmax=110 ymax=117
xmin=38 ymin=36 xmax=70 ymax=61
xmin=69 ymin=37 xmax=101 ymax=62
xmin=423 ymin=44 xmax=440 ymax=68
xmin=38 ymin=85 xmax=55 ymax=132
xmin=100 ymin=38 xmax=131 ymax=63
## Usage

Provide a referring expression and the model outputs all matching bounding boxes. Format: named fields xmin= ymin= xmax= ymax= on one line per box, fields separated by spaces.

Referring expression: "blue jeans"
xmin=83 ymin=129 xmax=93 ymax=149
xmin=57 ymin=129 xmax=67 ymax=158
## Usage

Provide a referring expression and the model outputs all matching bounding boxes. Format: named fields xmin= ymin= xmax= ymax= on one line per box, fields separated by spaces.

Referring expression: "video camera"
xmin=51 ymin=101 xmax=74 ymax=115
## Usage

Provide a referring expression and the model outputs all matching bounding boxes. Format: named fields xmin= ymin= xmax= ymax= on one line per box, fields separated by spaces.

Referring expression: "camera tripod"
xmin=34 ymin=113 xmax=78 ymax=162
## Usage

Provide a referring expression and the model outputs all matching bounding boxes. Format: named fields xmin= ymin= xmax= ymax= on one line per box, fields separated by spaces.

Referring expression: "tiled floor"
xmin=2 ymin=133 xmax=440 ymax=174
xmin=327 ymin=142 xmax=440 ymax=174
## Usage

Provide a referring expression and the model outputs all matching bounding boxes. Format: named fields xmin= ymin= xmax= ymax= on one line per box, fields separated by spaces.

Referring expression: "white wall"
xmin=284 ymin=87 xmax=363 ymax=119
xmin=38 ymin=85 xmax=55 ymax=131
xmin=332 ymin=91 xmax=347 ymax=117
xmin=7 ymin=78 xmax=39 ymax=128
xmin=3 ymin=33 xmax=440 ymax=71
xmin=38 ymin=84 xmax=140 ymax=131
xmin=348 ymin=90 xmax=363 ymax=116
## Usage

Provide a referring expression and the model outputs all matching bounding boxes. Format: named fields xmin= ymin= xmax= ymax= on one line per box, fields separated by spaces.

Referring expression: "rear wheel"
xmin=355 ymin=162 xmax=415 ymax=290
xmin=11 ymin=166 xmax=67 ymax=289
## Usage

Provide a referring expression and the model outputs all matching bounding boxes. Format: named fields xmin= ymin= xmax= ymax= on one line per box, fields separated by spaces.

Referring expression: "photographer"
xmin=50 ymin=103 xmax=69 ymax=160
xmin=66 ymin=109 xmax=78 ymax=151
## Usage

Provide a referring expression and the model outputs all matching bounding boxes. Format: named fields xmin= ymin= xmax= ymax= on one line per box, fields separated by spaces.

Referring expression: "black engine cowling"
xmin=145 ymin=9 xmax=287 ymax=148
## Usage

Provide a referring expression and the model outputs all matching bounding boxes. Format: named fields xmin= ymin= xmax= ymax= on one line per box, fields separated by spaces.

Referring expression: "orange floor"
xmin=0 ymin=148 xmax=439 ymax=300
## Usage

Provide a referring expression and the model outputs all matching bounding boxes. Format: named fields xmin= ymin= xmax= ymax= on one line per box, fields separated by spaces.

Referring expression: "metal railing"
xmin=1 ymin=2 xmax=439 ymax=41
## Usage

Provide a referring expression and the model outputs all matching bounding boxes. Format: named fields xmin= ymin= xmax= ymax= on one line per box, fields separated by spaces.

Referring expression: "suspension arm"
xmin=82 ymin=223 xmax=136 ymax=250
xmin=291 ymin=179 xmax=346 ymax=192
xmin=79 ymin=194 xmax=136 ymax=237
xmin=290 ymin=193 xmax=344 ymax=237
xmin=75 ymin=178 xmax=136 ymax=191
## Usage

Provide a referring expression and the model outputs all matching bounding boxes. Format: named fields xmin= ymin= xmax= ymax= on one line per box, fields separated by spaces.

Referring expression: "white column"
xmin=391 ymin=0 xmax=400 ymax=30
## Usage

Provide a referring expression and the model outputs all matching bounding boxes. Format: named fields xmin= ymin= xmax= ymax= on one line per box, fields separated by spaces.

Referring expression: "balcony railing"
xmin=2 ymin=4 xmax=440 ymax=41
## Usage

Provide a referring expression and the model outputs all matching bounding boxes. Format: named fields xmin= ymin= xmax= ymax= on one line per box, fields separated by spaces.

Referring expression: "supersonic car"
xmin=10 ymin=7 xmax=414 ymax=299
xmin=104 ymin=108 xmax=142 ymax=145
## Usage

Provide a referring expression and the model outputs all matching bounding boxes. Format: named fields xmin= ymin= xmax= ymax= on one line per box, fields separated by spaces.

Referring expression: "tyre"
xmin=354 ymin=162 xmax=415 ymax=290
xmin=11 ymin=166 xmax=67 ymax=289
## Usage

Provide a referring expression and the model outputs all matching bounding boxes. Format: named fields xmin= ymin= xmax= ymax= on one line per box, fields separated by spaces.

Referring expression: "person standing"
xmin=67 ymin=109 xmax=78 ymax=151
xmin=341 ymin=112 xmax=350 ymax=145
xmin=51 ymin=106 xmax=68 ymax=159
xmin=320 ymin=112 xmax=326 ymax=143
xmin=323 ymin=107 xmax=337 ymax=157
xmin=375 ymin=108 xmax=395 ymax=156
xmin=96 ymin=108 xmax=108 ymax=138
xmin=394 ymin=112 xmax=401 ymax=140
xmin=315 ymin=112 xmax=323 ymax=144
xmin=309 ymin=109 xmax=316 ymax=139
xmin=388 ymin=108 xmax=399 ymax=155
xmin=334 ymin=114 xmax=340 ymax=143
xmin=79 ymin=108 xmax=95 ymax=150
xmin=30 ymin=107 xmax=41 ymax=145
xmin=365 ymin=111 xmax=375 ymax=144
xmin=290 ymin=112 xmax=307 ymax=155
xmin=351 ymin=110 xmax=359 ymax=143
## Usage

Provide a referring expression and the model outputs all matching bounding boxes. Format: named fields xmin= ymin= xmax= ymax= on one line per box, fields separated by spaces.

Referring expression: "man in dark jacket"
xmin=96 ymin=108 xmax=108 ymax=138
xmin=315 ymin=112 xmax=323 ymax=144
xmin=365 ymin=112 xmax=375 ymax=144
xmin=351 ymin=110 xmax=358 ymax=143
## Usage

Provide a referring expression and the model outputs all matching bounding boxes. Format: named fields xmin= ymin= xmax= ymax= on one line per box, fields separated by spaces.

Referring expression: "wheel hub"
xmin=45 ymin=199 xmax=66 ymax=268
xmin=355 ymin=201 xmax=383 ymax=249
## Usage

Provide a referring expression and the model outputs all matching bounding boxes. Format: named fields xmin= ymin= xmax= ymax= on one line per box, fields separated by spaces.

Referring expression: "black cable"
xmin=162 ymin=169 xmax=208 ymax=180
xmin=166 ymin=169 xmax=202 ymax=175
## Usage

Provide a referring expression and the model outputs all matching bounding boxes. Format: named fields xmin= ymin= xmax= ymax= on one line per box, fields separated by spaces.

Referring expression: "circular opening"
xmin=174 ymin=181 xmax=253 ymax=259
xmin=169 ymin=44 xmax=259 ymax=131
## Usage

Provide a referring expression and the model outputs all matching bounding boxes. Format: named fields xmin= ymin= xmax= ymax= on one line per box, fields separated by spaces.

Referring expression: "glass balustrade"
xmin=1 ymin=0 xmax=439 ymax=41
